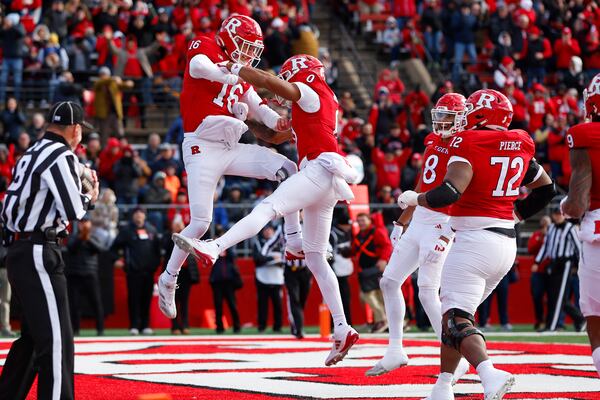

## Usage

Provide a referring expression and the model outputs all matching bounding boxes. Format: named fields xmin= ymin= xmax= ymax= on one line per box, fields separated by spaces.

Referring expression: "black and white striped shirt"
xmin=2 ymin=132 xmax=90 ymax=234
xmin=535 ymin=221 xmax=582 ymax=263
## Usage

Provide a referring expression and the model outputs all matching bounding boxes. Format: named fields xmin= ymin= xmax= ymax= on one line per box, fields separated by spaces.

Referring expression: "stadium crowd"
xmin=0 ymin=0 xmax=591 ymax=335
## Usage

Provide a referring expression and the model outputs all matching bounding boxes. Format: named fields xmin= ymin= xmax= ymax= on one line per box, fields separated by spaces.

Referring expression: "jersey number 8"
xmin=422 ymin=154 xmax=439 ymax=184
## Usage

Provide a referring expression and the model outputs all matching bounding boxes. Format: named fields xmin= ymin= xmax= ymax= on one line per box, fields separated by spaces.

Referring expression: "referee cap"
xmin=48 ymin=101 xmax=94 ymax=130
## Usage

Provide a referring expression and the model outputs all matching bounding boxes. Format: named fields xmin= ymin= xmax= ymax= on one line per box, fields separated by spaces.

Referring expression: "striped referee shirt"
xmin=535 ymin=221 xmax=582 ymax=263
xmin=2 ymin=132 xmax=90 ymax=233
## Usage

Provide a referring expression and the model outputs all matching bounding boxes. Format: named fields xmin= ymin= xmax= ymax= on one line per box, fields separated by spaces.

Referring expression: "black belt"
xmin=484 ymin=227 xmax=516 ymax=238
xmin=13 ymin=230 xmax=65 ymax=244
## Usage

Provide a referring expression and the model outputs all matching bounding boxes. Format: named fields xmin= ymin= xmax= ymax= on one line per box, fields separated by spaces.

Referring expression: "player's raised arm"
xmin=227 ymin=62 xmax=301 ymax=102
xmin=189 ymin=54 xmax=240 ymax=85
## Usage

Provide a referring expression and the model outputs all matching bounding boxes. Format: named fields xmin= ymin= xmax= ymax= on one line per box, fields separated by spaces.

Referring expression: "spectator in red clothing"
xmin=494 ymin=56 xmax=524 ymax=89
xmin=351 ymin=213 xmax=393 ymax=333
xmin=392 ymin=0 xmax=417 ymax=29
xmin=374 ymin=69 xmax=404 ymax=105
xmin=98 ymin=137 xmax=122 ymax=185
xmin=404 ymin=85 xmax=429 ymax=128
xmin=524 ymin=25 xmax=552 ymax=87
xmin=550 ymin=84 xmax=580 ymax=119
xmin=554 ymin=27 xmax=581 ymax=73
xmin=513 ymin=0 xmax=536 ymax=26
xmin=547 ymin=114 xmax=569 ymax=181
xmin=167 ymin=191 xmax=191 ymax=227
xmin=68 ymin=7 xmax=94 ymax=38
xmin=504 ymin=81 xmax=529 ymax=130
xmin=528 ymin=83 xmax=556 ymax=134
xmin=584 ymin=26 xmax=600 ymax=79
xmin=371 ymin=142 xmax=411 ymax=191
xmin=0 ymin=144 xmax=14 ymax=184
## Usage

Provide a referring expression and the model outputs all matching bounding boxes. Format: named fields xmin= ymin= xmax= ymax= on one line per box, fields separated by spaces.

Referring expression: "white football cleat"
xmin=285 ymin=248 xmax=305 ymax=260
xmin=365 ymin=351 xmax=409 ymax=376
xmin=325 ymin=325 xmax=359 ymax=366
xmin=285 ymin=233 xmax=305 ymax=260
xmin=423 ymin=382 xmax=454 ymax=400
xmin=483 ymin=370 xmax=515 ymax=400
xmin=172 ymin=233 xmax=220 ymax=267
xmin=452 ymin=358 xmax=470 ymax=385
xmin=158 ymin=272 xmax=178 ymax=319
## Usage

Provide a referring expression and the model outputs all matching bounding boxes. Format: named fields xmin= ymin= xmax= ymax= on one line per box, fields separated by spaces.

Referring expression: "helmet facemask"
xmin=432 ymin=108 xmax=465 ymax=138
xmin=228 ymin=33 xmax=264 ymax=67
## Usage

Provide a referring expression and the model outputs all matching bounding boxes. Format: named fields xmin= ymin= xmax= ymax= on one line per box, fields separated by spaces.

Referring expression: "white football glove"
xmin=232 ymin=102 xmax=249 ymax=121
xmin=423 ymin=226 xmax=455 ymax=265
xmin=397 ymin=190 xmax=419 ymax=210
xmin=390 ymin=223 xmax=404 ymax=247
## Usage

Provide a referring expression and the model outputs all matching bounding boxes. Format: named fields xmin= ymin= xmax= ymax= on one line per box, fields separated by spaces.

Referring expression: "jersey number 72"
xmin=490 ymin=156 xmax=524 ymax=197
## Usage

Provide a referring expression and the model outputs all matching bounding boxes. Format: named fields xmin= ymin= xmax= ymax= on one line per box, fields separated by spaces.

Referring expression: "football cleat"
xmin=483 ymin=371 xmax=515 ymax=400
xmin=365 ymin=351 xmax=408 ymax=377
xmin=325 ymin=325 xmax=359 ymax=366
xmin=172 ymin=234 xmax=220 ymax=267
xmin=158 ymin=272 xmax=178 ymax=319
xmin=452 ymin=358 xmax=471 ymax=385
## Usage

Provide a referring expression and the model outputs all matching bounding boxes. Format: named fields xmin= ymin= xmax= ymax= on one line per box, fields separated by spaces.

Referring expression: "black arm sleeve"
xmin=425 ymin=180 xmax=462 ymax=208
xmin=522 ymin=159 xmax=543 ymax=186
xmin=515 ymin=182 xmax=556 ymax=220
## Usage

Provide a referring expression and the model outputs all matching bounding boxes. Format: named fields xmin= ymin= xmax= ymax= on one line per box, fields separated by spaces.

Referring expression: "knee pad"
xmin=276 ymin=159 xmax=298 ymax=182
xmin=441 ymin=308 xmax=486 ymax=351
xmin=379 ymin=276 xmax=400 ymax=295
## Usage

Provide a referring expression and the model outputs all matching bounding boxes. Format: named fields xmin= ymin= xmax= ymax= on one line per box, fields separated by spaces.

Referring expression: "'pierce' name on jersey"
xmin=499 ymin=141 xmax=523 ymax=151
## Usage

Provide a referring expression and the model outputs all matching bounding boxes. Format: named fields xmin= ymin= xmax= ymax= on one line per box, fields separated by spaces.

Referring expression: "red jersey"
xmin=567 ymin=122 xmax=600 ymax=211
xmin=180 ymin=36 xmax=250 ymax=133
xmin=420 ymin=133 xmax=452 ymax=215
xmin=448 ymin=129 xmax=535 ymax=221
xmin=291 ymin=71 xmax=339 ymax=161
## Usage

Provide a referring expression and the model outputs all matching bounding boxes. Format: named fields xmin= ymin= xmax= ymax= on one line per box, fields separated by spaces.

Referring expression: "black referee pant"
xmin=284 ymin=267 xmax=312 ymax=338
xmin=0 ymin=240 xmax=74 ymax=400
xmin=256 ymin=279 xmax=282 ymax=332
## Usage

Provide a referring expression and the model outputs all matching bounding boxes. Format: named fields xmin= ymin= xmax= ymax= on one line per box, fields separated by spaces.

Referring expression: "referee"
xmin=0 ymin=101 xmax=98 ymax=400
xmin=533 ymin=203 xmax=585 ymax=331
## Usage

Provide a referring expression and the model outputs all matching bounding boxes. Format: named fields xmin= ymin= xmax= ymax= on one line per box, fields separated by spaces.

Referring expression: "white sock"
xmin=283 ymin=211 xmax=301 ymax=238
xmin=593 ymin=347 xmax=600 ymax=378
xmin=476 ymin=359 xmax=495 ymax=385
xmin=380 ymin=276 xmax=405 ymax=346
xmin=419 ymin=287 xmax=442 ymax=341
xmin=165 ymin=220 xmax=209 ymax=283
xmin=215 ymin=203 xmax=276 ymax=250
xmin=437 ymin=372 xmax=454 ymax=385
xmin=305 ymin=252 xmax=348 ymax=329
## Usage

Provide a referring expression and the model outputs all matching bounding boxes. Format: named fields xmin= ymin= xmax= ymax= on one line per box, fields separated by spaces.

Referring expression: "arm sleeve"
xmin=242 ymin=87 xmax=279 ymax=130
xmin=42 ymin=154 xmax=89 ymax=222
xmin=189 ymin=54 xmax=239 ymax=85
xmin=294 ymin=82 xmax=320 ymax=113
xmin=521 ymin=158 xmax=544 ymax=186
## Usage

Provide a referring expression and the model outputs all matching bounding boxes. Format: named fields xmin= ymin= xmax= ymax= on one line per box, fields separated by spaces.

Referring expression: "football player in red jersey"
xmin=172 ymin=54 xmax=360 ymax=366
xmin=562 ymin=72 xmax=600 ymax=378
xmin=399 ymin=89 xmax=555 ymax=399
xmin=365 ymin=93 xmax=469 ymax=382
xmin=157 ymin=15 xmax=303 ymax=320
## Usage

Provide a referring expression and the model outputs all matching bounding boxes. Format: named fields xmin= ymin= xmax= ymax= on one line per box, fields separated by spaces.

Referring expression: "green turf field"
xmin=73 ymin=324 xmax=589 ymax=344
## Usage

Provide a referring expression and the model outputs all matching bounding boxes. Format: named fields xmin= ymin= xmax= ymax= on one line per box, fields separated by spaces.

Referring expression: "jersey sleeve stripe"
xmin=448 ymin=155 xmax=471 ymax=166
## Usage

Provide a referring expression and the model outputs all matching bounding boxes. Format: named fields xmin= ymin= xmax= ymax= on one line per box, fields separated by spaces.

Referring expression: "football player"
xmin=158 ymin=15 xmax=302 ymax=320
xmin=561 ymin=72 xmax=600 ymax=378
xmin=366 ymin=93 xmax=469 ymax=382
xmin=399 ymin=89 xmax=555 ymax=399
xmin=172 ymin=54 xmax=360 ymax=366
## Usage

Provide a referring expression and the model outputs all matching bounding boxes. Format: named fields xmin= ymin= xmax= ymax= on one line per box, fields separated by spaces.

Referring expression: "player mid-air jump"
xmin=172 ymin=54 xmax=360 ymax=366
xmin=157 ymin=15 xmax=302 ymax=320
xmin=366 ymin=93 xmax=469 ymax=382
xmin=562 ymin=72 xmax=600 ymax=378
xmin=399 ymin=89 xmax=555 ymax=399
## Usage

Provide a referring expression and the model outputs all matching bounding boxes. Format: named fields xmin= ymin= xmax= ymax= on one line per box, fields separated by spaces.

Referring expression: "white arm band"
xmin=242 ymin=87 xmax=279 ymax=130
xmin=295 ymin=82 xmax=320 ymax=113
xmin=189 ymin=54 xmax=239 ymax=85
